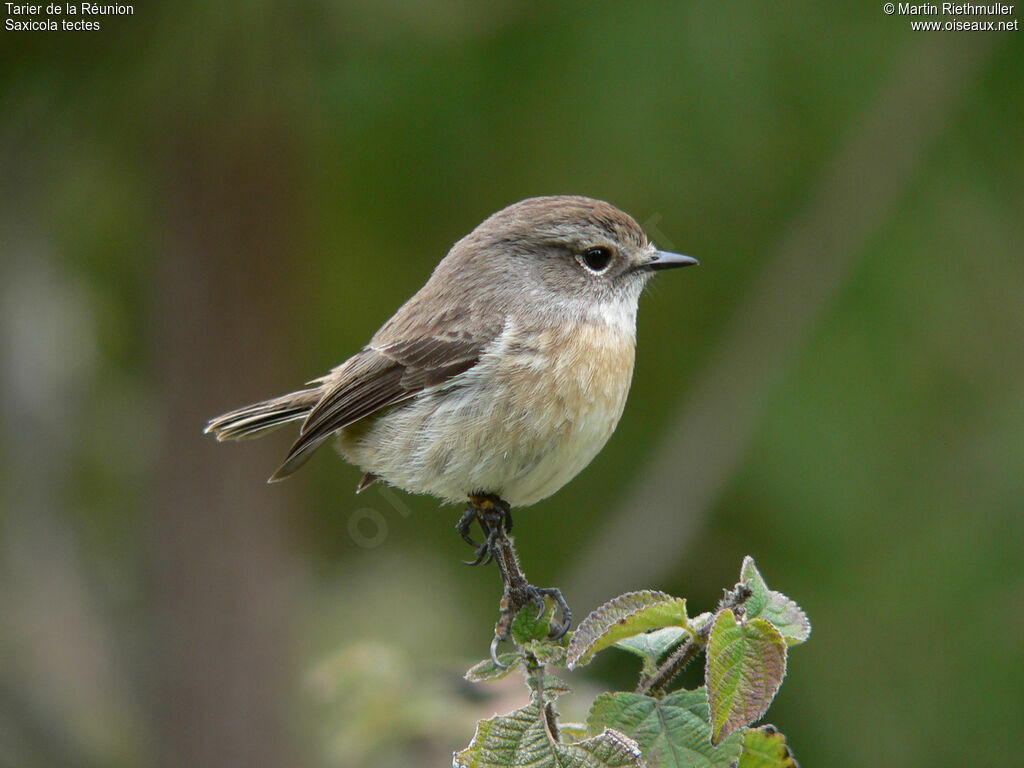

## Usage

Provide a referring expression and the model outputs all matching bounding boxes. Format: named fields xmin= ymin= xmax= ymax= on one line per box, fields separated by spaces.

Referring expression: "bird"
xmin=205 ymin=195 xmax=697 ymax=656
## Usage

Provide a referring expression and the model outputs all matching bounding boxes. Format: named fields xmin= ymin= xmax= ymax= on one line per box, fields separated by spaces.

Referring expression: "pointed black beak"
xmin=647 ymin=250 xmax=699 ymax=270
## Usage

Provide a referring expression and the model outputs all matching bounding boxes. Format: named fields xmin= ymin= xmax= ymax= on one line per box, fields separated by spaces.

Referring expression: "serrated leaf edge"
xmin=740 ymin=557 xmax=811 ymax=646
xmin=567 ymin=590 xmax=688 ymax=669
xmin=706 ymin=610 xmax=788 ymax=745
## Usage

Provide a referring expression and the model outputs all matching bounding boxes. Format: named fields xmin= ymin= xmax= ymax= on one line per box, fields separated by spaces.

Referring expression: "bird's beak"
xmin=647 ymin=250 xmax=699 ymax=270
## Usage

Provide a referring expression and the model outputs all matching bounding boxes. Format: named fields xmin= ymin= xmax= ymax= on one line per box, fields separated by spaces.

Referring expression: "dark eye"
xmin=578 ymin=246 xmax=613 ymax=273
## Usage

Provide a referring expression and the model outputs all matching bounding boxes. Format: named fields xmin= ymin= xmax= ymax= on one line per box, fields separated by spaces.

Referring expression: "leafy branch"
xmin=455 ymin=556 xmax=810 ymax=768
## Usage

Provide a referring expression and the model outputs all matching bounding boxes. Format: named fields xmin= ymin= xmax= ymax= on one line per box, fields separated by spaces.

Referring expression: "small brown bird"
xmin=205 ymin=196 xmax=696 ymax=656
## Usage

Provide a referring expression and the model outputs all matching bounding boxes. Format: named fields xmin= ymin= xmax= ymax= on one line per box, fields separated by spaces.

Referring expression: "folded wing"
xmin=269 ymin=333 xmax=491 ymax=481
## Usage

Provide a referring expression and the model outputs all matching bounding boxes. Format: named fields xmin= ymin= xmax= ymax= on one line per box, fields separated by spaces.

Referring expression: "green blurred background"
xmin=1 ymin=2 xmax=1022 ymax=766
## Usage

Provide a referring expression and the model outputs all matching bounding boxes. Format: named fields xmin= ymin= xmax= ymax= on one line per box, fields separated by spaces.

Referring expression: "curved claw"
xmin=489 ymin=635 xmax=507 ymax=668
xmin=462 ymin=543 xmax=491 ymax=567
xmin=534 ymin=587 xmax=572 ymax=640
xmin=455 ymin=507 xmax=480 ymax=548
xmin=533 ymin=593 xmax=547 ymax=621
xmin=550 ymin=613 xmax=572 ymax=641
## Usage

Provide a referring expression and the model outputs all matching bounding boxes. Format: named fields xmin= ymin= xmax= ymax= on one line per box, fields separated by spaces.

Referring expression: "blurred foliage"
xmin=1 ymin=1 xmax=1022 ymax=767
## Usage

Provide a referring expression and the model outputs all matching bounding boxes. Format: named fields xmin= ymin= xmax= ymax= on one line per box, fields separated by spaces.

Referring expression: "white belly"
xmin=336 ymin=320 xmax=636 ymax=507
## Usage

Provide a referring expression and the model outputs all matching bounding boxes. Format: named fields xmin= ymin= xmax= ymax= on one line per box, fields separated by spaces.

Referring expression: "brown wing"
xmin=268 ymin=333 xmax=490 ymax=481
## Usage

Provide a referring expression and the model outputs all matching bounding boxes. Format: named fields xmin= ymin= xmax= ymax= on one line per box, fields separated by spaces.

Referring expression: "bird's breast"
xmin=337 ymin=318 xmax=638 ymax=507
xmin=469 ymin=318 xmax=636 ymax=505
xmin=491 ymin=320 xmax=636 ymax=429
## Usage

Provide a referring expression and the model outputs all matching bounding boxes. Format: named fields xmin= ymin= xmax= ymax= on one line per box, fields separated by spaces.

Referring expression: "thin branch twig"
xmin=636 ymin=584 xmax=753 ymax=696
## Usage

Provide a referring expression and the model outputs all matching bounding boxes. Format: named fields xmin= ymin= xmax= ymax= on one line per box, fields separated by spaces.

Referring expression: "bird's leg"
xmin=456 ymin=504 xmax=494 ymax=566
xmin=455 ymin=505 xmax=478 ymax=546
xmin=464 ymin=493 xmax=572 ymax=665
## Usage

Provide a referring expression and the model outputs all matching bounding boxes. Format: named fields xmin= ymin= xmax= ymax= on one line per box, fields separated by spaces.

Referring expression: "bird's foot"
xmin=489 ymin=584 xmax=573 ymax=666
xmin=456 ymin=494 xmax=513 ymax=566
xmin=456 ymin=493 xmax=572 ymax=667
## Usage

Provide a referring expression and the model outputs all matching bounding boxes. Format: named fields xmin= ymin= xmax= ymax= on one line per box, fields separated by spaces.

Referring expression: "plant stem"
xmin=636 ymin=583 xmax=754 ymax=696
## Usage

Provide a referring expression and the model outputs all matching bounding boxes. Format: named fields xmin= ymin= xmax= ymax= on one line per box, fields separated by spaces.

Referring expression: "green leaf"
xmin=525 ymin=637 xmax=568 ymax=666
xmin=526 ymin=674 xmax=572 ymax=705
xmin=567 ymin=591 xmax=689 ymax=669
xmin=739 ymin=725 xmax=799 ymax=768
xmin=706 ymin=609 xmax=788 ymax=744
xmin=615 ymin=627 xmax=688 ymax=663
xmin=570 ymin=730 xmax=646 ymax=768
xmin=465 ymin=654 xmax=522 ymax=683
xmin=454 ymin=702 xmax=644 ymax=768
xmin=587 ymin=689 xmax=744 ymax=768
xmin=740 ymin=557 xmax=811 ymax=646
xmin=512 ymin=596 xmax=557 ymax=644
xmin=454 ymin=703 xmax=548 ymax=768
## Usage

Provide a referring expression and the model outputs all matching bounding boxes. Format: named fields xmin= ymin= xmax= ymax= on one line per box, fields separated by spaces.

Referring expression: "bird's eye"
xmin=578 ymin=246 xmax=614 ymax=273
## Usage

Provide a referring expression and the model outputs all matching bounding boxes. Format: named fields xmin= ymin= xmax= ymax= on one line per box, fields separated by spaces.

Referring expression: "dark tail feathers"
xmin=204 ymin=391 xmax=317 ymax=442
